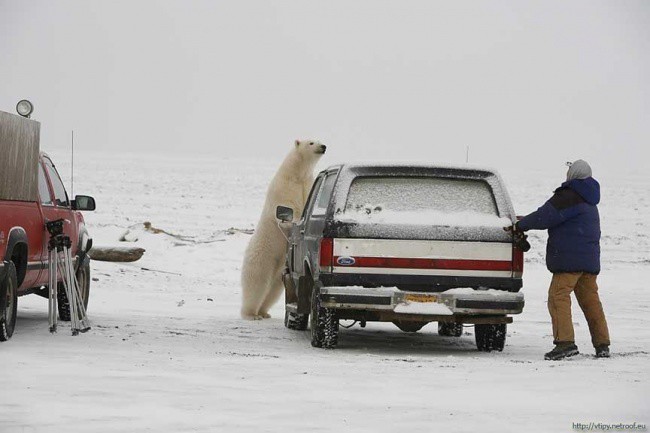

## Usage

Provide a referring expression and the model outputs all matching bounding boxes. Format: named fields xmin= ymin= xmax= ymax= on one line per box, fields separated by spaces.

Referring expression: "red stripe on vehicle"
xmin=335 ymin=256 xmax=512 ymax=271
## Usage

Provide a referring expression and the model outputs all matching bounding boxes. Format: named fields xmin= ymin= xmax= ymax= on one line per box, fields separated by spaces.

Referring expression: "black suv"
xmin=277 ymin=164 xmax=525 ymax=351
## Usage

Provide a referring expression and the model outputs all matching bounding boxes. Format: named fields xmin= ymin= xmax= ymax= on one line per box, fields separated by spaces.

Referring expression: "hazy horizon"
xmin=1 ymin=0 xmax=648 ymax=172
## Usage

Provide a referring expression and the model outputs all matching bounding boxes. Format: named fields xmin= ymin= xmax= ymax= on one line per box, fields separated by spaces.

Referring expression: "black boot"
xmin=544 ymin=343 xmax=579 ymax=360
xmin=595 ymin=345 xmax=610 ymax=358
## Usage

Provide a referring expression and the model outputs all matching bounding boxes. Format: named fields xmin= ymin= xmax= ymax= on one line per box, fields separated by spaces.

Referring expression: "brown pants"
xmin=548 ymin=272 xmax=610 ymax=347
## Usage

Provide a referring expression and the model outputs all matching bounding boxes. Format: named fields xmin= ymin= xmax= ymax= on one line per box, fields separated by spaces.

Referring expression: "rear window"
xmin=346 ymin=176 xmax=497 ymax=214
xmin=340 ymin=176 xmax=504 ymax=226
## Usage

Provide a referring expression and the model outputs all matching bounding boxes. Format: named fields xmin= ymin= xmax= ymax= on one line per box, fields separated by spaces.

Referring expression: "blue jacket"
xmin=517 ymin=177 xmax=601 ymax=274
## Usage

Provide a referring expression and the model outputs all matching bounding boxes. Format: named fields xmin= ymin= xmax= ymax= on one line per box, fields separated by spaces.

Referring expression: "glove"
xmin=504 ymin=222 xmax=523 ymax=233
xmin=504 ymin=223 xmax=531 ymax=252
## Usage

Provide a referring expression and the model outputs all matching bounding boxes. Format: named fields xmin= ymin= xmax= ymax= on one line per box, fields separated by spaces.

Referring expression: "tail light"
xmin=319 ymin=237 xmax=333 ymax=271
xmin=512 ymin=245 xmax=524 ymax=278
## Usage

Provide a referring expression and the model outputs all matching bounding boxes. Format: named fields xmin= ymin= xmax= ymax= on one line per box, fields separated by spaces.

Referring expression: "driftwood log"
xmin=89 ymin=246 xmax=146 ymax=262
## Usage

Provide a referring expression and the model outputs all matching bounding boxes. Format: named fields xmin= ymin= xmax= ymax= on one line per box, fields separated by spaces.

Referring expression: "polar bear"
xmin=240 ymin=139 xmax=327 ymax=320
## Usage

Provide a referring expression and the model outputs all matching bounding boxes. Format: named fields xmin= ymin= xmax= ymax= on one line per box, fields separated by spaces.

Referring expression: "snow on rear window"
xmin=339 ymin=176 xmax=507 ymax=227
xmin=345 ymin=177 xmax=497 ymax=214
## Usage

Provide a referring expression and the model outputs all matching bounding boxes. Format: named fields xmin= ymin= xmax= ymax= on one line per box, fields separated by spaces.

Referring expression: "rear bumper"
xmin=320 ymin=273 xmax=523 ymax=292
xmin=319 ymin=286 xmax=524 ymax=316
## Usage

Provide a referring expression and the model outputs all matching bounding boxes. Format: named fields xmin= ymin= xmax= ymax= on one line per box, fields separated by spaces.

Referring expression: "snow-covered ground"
xmin=1 ymin=151 xmax=648 ymax=432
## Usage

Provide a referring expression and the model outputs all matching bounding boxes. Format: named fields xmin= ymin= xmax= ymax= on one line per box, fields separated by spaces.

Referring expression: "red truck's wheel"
xmin=0 ymin=262 xmax=18 ymax=341
xmin=58 ymin=260 xmax=90 ymax=321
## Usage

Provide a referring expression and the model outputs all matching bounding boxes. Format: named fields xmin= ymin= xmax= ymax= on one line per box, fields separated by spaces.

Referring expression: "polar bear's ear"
xmin=295 ymin=139 xmax=300 ymax=148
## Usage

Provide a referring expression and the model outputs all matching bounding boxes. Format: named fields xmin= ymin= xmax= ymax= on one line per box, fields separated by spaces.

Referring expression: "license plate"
xmin=404 ymin=294 xmax=438 ymax=303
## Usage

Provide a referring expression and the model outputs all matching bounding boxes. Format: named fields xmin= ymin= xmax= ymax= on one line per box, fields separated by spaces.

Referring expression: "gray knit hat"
xmin=566 ymin=159 xmax=592 ymax=180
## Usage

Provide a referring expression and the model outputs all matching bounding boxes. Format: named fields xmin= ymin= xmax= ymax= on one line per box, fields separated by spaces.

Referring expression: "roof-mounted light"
xmin=16 ymin=99 xmax=34 ymax=118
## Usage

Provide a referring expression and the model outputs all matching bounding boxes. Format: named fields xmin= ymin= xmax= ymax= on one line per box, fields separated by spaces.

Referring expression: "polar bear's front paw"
xmin=259 ymin=312 xmax=271 ymax=319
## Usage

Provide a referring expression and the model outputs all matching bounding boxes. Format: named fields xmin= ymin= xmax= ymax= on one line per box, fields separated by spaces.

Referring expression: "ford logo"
xmin=337 ymin=256 xmax=356 ymax=266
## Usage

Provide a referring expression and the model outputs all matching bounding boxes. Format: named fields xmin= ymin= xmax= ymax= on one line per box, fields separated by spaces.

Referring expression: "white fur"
xmin=240 ymin=140 xmax=325 ymax=320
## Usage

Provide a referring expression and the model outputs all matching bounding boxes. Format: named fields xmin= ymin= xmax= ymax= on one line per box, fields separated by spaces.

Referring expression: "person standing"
xmin=514 ymin=160 xmax=610 ymax=360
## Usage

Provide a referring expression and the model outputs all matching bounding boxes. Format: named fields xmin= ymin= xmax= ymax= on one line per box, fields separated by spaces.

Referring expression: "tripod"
xmin=47 ymin=219 xmax=90 ymax=335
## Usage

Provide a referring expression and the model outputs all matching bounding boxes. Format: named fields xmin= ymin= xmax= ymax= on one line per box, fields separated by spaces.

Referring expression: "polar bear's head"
xmin=295 ymin=139 xmax=326 ymax=160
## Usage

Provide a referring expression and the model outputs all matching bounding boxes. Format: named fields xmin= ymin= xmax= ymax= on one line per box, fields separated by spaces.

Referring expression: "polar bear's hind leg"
xmin=240 ymin=256 xmax=269 ymax=320
xmin=257 ymin=271 xmax=285 ymax=319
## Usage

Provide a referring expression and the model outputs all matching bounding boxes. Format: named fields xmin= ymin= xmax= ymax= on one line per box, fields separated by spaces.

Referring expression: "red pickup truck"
xmin=0 ymin=109 xmax=95 ymax=341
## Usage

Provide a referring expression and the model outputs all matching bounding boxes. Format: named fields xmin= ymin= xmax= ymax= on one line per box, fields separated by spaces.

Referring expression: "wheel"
xmin=438 ymin=322 xmax=463 ymax=337
xmin=58 ymin=260 xmax=91 ymax=321
xmin=0 ymin=262 xmax=18 ymax=341
xmin=284 ymin=309 xmax=308 ymax=330
xmin=310 ymin=287 xmax=338 ymax=348
xmin=393 ymin=320 xmax=427 ymax=333
xmin=475 ymin=323 xmax=506 ymax=352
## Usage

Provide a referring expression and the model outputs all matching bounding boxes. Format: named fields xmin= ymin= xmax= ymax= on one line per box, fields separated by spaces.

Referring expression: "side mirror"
xmin=72 ymin=195 xmax=96 ymax=211
xmin=276 ymin=205 xmax=293 ymax=222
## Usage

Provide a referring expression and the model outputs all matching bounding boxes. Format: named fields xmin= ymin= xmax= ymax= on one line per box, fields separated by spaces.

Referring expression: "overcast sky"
xmin=1 ymin=0 xmax=648 ymax=172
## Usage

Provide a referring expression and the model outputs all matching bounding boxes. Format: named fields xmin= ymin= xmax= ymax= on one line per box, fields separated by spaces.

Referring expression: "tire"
xmin=0 ymin=262 xmax=18 ymax=341
xmin=438 ymin=322 xmax=463 ymax=337
xmin=310 ymin=287 xmax=338 ymax=349
xmin=284 ymin=310 xmax=308 ymax=330
xmin=393 ymin=320 xmax=427 ymax=333
xmin=58 ymin=260 xmax=91 ymax=322
xmin=475 ymin=323 xmax=506 ymax=352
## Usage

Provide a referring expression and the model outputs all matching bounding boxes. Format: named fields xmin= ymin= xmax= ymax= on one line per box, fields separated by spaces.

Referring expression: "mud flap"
xmin=297 ymin=275 xmax=312 ymax=315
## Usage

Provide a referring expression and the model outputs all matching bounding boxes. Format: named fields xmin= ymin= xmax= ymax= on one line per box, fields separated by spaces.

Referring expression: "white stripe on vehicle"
xmin=333 ymin=238 xmax=512 ymax=261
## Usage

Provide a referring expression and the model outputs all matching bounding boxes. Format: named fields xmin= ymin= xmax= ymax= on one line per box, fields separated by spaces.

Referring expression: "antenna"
xmin=466 ymin=145 xmax=469 ymax=163
xmin=71 ymin=130 xmax=74 ymax=199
